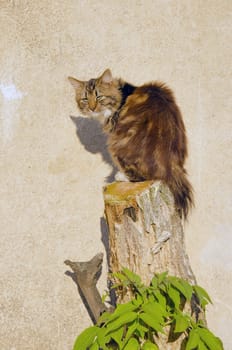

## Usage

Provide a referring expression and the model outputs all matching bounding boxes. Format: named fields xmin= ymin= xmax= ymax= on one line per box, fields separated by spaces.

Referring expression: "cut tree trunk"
xmin=65 ymin=180 xmax=203 ymax=350
xmin=104 ymin=180 xmax=196 ymax=287
xmin=103 ymin=180 xmax=199 ymax=349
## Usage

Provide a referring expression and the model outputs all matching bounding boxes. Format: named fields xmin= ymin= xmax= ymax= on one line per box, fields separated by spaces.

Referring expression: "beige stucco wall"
xmin=0 ymin=1 xmax=231 ymax=349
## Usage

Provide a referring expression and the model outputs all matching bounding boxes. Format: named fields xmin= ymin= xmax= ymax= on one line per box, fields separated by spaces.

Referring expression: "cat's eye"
xmin=96 ymin=95 xmax=105 ymax=101
xmin=81 ymin=98 xmax=88 ymax=103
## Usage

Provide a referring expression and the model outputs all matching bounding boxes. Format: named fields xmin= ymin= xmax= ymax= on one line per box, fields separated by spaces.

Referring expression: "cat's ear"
xmin=100 ymin=69 xmax=113 ymax=84
xmin=68 ymin=76 xmax=84 ymax=90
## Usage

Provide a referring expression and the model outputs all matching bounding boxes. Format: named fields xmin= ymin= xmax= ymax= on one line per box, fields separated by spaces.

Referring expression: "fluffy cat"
xmin=68 ymin=69 xmax=193 ymax=218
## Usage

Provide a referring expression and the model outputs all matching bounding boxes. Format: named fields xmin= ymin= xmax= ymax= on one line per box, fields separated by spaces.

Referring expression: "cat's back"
xmin=110 ymin=80 xmax=186 ymax=164
xmin=125 ymin=81 xmax=177 ymax=114
xmin=116 ymin=81 xmax=182 ymax=131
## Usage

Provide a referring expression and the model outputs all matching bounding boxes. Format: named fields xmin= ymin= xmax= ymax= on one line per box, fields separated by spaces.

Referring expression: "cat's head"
xmin=68 ymin=69 xmax=121 ymax=124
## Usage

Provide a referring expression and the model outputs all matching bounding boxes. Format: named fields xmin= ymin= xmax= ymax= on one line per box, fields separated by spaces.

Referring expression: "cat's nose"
xmin=89 ymin=104 xmax=97 ymax=111
xmin=88 ymin=99 xmax=97 ymax=111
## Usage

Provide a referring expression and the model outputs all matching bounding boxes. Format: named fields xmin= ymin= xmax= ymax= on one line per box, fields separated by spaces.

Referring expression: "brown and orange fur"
xmin=68 ymin=69 xmax=193 ymax=218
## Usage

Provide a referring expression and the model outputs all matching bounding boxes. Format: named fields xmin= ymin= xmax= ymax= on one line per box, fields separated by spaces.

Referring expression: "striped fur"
xmin=69 ymin=69 xmax=194 ymax=218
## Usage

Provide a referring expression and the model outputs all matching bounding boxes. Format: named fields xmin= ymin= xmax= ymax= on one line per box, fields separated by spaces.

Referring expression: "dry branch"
xmin=64 ymin=253 xmax=108 ymax=323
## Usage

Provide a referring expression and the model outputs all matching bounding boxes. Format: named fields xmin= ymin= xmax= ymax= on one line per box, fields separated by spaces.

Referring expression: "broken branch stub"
xmin=64 ymin=253 xmax=107 ymax=323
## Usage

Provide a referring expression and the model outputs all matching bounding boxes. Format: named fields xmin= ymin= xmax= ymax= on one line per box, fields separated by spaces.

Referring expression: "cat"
xmin=68 ymin=69 xmax=193 ymax=219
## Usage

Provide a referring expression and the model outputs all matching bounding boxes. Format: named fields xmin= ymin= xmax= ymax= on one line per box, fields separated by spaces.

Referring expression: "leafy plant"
xmin=73 ymin=269 xmax=223 ymax=350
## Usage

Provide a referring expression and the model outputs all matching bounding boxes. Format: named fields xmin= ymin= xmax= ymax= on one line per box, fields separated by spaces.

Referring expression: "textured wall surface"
xmin=0 ymin=1 xmax=231 ymax=349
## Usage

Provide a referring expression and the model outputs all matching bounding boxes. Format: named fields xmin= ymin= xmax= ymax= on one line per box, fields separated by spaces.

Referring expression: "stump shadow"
xmin=100 ymin=216 xmax=110 ymax=267
xmin=100 ymin=216 xmax=117 ymax=307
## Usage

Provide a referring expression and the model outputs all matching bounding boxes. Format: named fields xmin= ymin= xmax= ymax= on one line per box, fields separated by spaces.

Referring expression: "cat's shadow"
xmin=70 ymin=116 xmax=117 ymax=182
xmin=70 ymin=116 xmax=116 ymax=292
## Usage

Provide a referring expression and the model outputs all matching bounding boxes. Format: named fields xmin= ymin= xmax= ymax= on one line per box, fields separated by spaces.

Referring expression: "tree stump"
xmin=65 ymin=180 xmax=205 ymax=350
xmin=103 ymin=181 xmax=200 ymax=349
xmin=103 ymin=180 xmax=196 ymax=292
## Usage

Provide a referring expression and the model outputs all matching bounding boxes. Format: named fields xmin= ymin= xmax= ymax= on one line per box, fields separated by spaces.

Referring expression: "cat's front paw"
xmin=115 ymin=172 xmax=130 ymax=182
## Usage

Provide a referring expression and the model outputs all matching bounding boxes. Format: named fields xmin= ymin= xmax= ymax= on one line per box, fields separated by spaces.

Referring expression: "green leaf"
xmin=137 ymin=285 xmax=148 ymax=295
xmin=105 ymin=311 xmax=137 ymax=335
xmin=97 ymin=311 xmax=111 ymax=325
xmin=122 ymin=267 xmax=142 ymax=285
xmin=156 ymin=271 xmax=168 ymax=285
xmin=135 ymin=321 xmax=148 ymax=338
xmin=193 ymin=285 xmax=212 ymax=309
xmin=169 ymin=276 xmax=193 ymax=301
xmin=142 ymin=341 xmax=159 ymax=350
xmin=89 ymin=343 xmax=99 ymax=350
xmin=198 ymin=339 xmax=209 ymax=350
xmin=186 ymin=329 xmax=200 ymax=350
xmin=104 ymin=301 xmax=138 ymax=324
xmin=132 ymin=294 xmax=143 ymax=307
xmin=178 ymin=279 xmax=193 ymax=301
xmin=96 ymin=327 xmax=111 ymax=349
xmin=73 ymin=326 xmax=98 ymax=350
xmin=174 ymin=314 xmax=190 ymax=333
xmin=198 ymin=327 xmax=223 ymax=350
xmin=122 ymin=322 xmax=138 ymax=346
xmin=151 ymin=276 xmax=158 ymax=288
xmin=142 ymin=301 xmax=166 ymax=323
xmin=180 ymin=279 xmax=194 ymax=300
xmin=167 ymin=286 xmax=180 ymax=308
xmin=154 ymin=291 xmax=166 ymax=308
xmin=109 ymin=326 xmax=124 ymax=347
xmin=112 ymin=272 xmax=130 ymax=283
xmin=123 ymin=337 xmax=139 ymax=350
xmin=139 ymin=312 xmax=164 ymax=333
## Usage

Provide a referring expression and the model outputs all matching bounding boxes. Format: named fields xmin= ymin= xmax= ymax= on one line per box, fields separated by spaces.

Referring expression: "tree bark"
xmin=103 ymin=180 xmax=199 ymax=349
xmin=104 ymin=180 xmax=196 ymax=286
xmin=65 ymin=180 xmax=202 ymax=349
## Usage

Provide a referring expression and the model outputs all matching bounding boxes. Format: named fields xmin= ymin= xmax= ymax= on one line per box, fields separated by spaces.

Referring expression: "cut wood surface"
xmin=104 ymin=180 xmax=196 ymax=287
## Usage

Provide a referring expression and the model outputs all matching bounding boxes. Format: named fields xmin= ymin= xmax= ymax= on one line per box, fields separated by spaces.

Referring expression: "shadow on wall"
xmin=70 ymin=116 xmax=117 ymax=182
xmin=100 ymin=216 xmax=110 ymax=266
xmin=70 ymin=116 xmax=115 ymax=270
xmin=100 ymin=215 xmax=117 ymax=306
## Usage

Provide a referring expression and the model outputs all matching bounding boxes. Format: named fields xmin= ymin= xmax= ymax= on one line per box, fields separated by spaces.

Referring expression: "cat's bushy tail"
xmin=167 ymin=167 xmax=194 ymax=219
